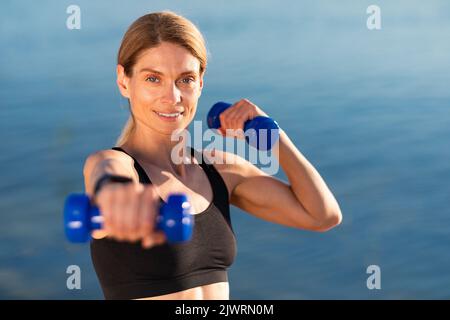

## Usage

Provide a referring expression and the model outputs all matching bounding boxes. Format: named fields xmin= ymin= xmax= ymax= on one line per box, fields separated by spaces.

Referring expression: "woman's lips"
xmin=153 ymin=110 xmax=184 ymax=122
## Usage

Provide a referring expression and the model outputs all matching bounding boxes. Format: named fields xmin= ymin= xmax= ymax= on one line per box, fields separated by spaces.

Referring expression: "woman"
xmin=83 ymin=11 xmax=342 ymax=300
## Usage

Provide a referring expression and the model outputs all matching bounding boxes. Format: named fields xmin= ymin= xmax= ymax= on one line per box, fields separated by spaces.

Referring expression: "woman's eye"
xmin=181 ymin=77 xmax=195 ymax=84
xmin=145 ymin=76 xmax=159 ymax=83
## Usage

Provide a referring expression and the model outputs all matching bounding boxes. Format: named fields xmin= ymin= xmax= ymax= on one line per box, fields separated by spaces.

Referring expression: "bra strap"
xmin=111 ymin=147 xmax=151 ymax=184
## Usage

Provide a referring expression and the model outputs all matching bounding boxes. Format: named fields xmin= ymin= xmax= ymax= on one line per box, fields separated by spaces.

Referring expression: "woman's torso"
xmin=133 ymin=148 xmax=234 ymax=300
xmin=90 ymin=146 xmax=239 ymax=300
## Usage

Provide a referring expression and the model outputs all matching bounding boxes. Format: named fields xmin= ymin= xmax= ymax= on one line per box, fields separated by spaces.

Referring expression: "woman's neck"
xmin=121 ymin=125 xmax=192 ymax=178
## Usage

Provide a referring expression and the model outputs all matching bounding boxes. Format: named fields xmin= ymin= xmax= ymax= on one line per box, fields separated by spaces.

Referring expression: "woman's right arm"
xmin=82 ymin=150 xmax=166 ymax=248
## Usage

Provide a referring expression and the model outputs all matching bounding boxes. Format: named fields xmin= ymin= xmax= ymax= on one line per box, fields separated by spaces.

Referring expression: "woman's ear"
xmin=116 ymin=64 xmax=130 ymax=98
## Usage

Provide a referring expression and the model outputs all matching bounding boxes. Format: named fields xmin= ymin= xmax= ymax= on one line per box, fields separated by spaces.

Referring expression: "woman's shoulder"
xmin=200 ymin=148 xmax=253 ymax=198
xmin=83 ymin=148 xmax=136 ymax=178
xmin=85 ymin=148 xmax=134 ymax=165
xmin=201 ymin=148 xmax=249 ymax=175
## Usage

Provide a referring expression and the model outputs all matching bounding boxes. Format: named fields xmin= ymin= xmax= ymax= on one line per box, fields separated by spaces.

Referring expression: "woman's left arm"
xmin=218 ymin=99 xmax=342 ymax=232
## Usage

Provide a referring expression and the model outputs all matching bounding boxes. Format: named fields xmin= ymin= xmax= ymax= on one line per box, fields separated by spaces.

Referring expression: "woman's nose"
xmin=161 ymin=82 xmax=181 ymax=105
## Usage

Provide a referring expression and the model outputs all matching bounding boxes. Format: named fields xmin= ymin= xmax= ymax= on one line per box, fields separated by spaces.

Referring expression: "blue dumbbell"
xmin=64 ymin=193 xmax=194 ymax=243
xmin=207 ymin=101 xmax=280 ymax=151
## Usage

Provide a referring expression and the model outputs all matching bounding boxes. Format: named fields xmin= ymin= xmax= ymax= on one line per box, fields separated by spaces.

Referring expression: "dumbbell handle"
xmin=64 ymin=193 xmax=194 ymax=243
xmin=65 ymin=201 xmax=164 ymax=232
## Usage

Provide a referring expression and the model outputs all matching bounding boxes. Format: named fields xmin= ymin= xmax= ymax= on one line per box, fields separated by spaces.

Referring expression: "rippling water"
xmin=1 ymin=0 xmax=449 ymax=299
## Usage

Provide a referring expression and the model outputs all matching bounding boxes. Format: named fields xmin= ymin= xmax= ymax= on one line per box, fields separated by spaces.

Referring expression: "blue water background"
xmin=1 ymin=0 xmax=449 ymax=299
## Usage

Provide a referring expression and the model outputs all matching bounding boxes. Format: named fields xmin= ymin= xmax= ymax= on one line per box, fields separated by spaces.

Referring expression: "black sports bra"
xmin=90 ymin=146 xmax=237 ymax=299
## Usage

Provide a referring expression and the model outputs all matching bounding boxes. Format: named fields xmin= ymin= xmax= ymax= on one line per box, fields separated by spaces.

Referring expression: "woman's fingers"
xmin=138 ymin=186 xmax=158 ymax=237
xmin=94 ymin=182 xmax=167 ymax=247
xmin=218 ymin=99 xmax=260 ymax=139
xmin=141 ymin=231 xmax=167 ymax=249
xmin=121 ymin=184 xmax=142 ymax=242
xmin=138 ymin=186 xmax=167 ymax=249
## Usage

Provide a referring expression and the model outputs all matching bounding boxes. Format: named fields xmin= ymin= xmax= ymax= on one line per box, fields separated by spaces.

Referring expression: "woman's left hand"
xmin=217 ymin=98 xmax=269 ymax=139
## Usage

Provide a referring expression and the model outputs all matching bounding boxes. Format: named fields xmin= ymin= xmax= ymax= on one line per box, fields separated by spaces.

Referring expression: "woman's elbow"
xmin=312 ymin=207 xmax=343 ymax=232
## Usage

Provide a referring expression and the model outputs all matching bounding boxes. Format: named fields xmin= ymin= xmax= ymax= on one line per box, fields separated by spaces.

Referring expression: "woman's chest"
xmin=141 ymin=164 xmax=214 ymax=214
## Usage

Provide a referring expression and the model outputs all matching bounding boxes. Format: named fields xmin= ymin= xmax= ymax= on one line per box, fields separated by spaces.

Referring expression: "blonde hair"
xmin=115 ymin=11 xmax=208 ymax=146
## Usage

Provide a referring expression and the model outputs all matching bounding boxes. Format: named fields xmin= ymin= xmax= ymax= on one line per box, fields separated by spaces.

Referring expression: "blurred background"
xmin=1 ymin=0 xmax=449 ymax=299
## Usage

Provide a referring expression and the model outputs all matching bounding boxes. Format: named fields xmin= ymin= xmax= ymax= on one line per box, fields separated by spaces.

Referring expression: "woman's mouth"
xmin=153 ymin=110 xmax=185 ymax=122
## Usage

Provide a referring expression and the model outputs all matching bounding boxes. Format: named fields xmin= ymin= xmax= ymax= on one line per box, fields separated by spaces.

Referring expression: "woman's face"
xmin=117 ymin=41 xmax=204 ymax=135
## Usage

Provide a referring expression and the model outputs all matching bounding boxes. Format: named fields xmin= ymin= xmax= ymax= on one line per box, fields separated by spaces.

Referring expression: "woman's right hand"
xmin=93 ymin=182 xmax=166 ymax=249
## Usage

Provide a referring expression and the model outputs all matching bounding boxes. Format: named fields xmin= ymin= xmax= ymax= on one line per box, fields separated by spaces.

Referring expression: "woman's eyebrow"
xmin=138 ymin=68 xmax=197 ymax=76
